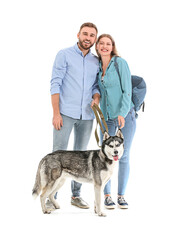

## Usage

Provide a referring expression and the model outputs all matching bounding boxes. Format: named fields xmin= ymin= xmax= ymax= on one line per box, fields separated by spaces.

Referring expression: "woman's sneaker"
xmin=104 ymin=196 xmax=116 ymax=209
xmin=117 ymin=196 xmax=128 ymax=209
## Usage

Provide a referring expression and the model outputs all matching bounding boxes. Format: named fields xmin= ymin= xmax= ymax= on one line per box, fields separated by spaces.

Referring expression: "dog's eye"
xmin=116 ymin=144 xmax=120 ymax=147
xmin=109 ymin=145 xmax=114 ymax=148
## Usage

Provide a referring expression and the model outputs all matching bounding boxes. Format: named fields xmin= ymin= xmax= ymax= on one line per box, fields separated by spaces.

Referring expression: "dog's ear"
xmin=103 ymin=131 xmax=110 ymax=141
xmin=116 ymin=129 xmax=124 ymax=140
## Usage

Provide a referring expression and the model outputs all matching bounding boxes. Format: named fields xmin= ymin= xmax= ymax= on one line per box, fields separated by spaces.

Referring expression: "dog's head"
xmin=102 ymin=129 xmax=124 ymax=161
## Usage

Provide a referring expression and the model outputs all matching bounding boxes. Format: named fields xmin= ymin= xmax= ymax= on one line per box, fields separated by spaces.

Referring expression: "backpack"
xmin=114 ymin=56 xmax=146 ymax=118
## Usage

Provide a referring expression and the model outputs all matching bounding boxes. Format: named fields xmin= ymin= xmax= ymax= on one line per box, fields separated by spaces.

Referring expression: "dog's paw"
xmin=54 ymin=203 xmax=60 ymax=209
xmin=98 ymin=212 xmax=106 ymax=217
xmin=43 ymin=209 xmax=51 ymax=214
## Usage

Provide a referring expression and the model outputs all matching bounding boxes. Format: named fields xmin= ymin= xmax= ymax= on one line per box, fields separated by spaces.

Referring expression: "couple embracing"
xmin=50 ymin=22 xmax=136 ymax=210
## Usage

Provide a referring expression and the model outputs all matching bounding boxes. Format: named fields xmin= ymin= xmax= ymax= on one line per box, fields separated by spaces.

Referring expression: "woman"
xmin=96 ymin=34 xmax=136 ymax=209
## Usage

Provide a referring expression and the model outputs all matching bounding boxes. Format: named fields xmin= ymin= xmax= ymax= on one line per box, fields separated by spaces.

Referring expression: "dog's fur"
xmin=32 ymin=130 xmax=124 ymax=216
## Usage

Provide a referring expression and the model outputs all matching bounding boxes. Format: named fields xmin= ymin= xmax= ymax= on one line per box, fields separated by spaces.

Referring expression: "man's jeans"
xmin=53 ymin=114 xmax=93 ymax=197
xmin=100 ymin=108 xmax=136 ymax=196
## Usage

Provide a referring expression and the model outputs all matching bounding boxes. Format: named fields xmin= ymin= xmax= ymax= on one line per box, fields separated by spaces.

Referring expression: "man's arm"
xmin=51 ymin=93 xmax=63 ymax=130
xmin=50 ymin=51 xmax=67 ymax=130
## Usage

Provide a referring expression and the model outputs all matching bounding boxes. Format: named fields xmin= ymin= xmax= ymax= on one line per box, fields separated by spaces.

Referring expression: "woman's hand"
xmin=118 ymin=115 xmax=125 ymax=129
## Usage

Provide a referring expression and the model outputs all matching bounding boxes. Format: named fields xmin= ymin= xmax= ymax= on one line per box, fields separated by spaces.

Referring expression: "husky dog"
xmin=32 ymin=130 xmax=124 ymax=216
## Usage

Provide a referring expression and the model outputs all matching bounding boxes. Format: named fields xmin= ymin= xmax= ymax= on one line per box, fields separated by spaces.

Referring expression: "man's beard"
xmin=78 ymin=39 xmax=94 ymax=50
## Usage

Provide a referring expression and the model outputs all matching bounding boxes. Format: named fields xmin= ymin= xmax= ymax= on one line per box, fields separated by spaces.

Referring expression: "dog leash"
xmin=92 ymin=103 xmax=108 ymax=147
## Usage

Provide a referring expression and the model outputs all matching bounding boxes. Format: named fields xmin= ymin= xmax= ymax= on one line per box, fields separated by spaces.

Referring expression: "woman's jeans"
xmin=53 ymin=114 xmax=93 ymax=198
xmin=100 ymin=108 xmax=136 ymax=196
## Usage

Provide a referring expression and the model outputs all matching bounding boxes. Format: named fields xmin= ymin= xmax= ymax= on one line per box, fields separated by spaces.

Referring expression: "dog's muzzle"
xmin=113 ymin=151 xmax=119 ymax=161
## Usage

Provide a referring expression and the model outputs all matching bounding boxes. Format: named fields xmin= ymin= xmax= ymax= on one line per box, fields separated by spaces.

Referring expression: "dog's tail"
xmin=32 ymin=160 xmax=43 ymax=199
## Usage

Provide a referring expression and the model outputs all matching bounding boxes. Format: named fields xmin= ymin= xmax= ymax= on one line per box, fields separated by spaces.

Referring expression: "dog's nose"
xmin=114 ymin=150 xmax=118 ymax=155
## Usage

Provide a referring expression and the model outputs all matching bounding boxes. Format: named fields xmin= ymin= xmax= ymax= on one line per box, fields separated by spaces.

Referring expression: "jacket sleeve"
xmin=118 ymin=58 xmax=132 ymax=118
xmin=50 ymin=50 xmax=67 ymax=95
xmin=92 ymin=72 xmax=100 ymax=96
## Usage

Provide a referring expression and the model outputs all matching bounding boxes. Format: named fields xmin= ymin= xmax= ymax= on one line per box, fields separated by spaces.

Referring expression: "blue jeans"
xmin=100 ymin=108 xmax=136 ymax=196
xmin=53 ymin=114 xmax=93 ymax=197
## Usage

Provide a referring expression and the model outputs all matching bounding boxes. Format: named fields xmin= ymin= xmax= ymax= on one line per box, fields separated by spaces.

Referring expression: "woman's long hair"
xmin=95 ymin=34 xmax=120 ymax=59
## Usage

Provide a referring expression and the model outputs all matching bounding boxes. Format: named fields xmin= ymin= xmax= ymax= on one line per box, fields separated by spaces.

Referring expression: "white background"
xmin=1 ymin=0 xmax=176 ymax=239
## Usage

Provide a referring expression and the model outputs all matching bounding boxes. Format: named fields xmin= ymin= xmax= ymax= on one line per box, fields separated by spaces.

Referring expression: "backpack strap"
xmin=114 ymin=56 xmax=123 ymax=92
xmin=142 ymin=102 xmax=145 ymax=112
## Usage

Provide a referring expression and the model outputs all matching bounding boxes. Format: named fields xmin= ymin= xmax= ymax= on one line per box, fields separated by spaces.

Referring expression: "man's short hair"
xmin=79 ymin=22 xmax=98 ymax=34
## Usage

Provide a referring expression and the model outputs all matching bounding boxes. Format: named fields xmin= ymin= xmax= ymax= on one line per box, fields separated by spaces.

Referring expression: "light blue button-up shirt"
xmin=50 ymin=43 xmax=100 ymax=120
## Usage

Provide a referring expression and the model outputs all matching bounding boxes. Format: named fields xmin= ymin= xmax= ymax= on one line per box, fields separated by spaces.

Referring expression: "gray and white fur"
xmin=32 ymin=130 xmax=124 ymax=216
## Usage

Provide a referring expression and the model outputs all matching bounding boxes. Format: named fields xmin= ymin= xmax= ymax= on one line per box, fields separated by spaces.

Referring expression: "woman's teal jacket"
xmin=97 ymin=56 xmax=134 ymax=121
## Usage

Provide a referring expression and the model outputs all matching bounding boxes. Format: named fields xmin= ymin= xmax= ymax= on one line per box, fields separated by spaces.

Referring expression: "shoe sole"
xmin=118 ymin=204 xmax=128 ymax=209
xmin=104 ymin=205 xmax=116 ymax=209
xmin=71 ymin=202 xmax=90 ymax=209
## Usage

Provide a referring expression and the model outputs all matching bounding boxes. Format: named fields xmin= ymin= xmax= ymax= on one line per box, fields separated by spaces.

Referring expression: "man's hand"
xmin=52 ymin=114 xmax=63 ymax=130
xmin=91 ymin=99 xmax=99 ymax=107
xmin=91 ymin=93 xmax=100 ymax=107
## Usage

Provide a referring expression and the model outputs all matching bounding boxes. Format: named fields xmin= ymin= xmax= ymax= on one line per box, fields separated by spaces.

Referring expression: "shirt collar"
xmin=74 ymin=43 xmax=91 ymax=57
xmin=99 ymin=56 xmax=115 ymax=71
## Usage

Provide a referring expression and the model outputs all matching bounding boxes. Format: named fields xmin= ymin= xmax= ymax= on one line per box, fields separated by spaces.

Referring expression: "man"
xmin=50 ymin=23 xmax=100 ymax=209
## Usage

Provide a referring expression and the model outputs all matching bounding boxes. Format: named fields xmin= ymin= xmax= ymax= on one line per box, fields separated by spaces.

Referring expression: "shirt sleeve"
xmin=92 ymin=72 xmax=100 ymax=96
xmin=50 ymin=50 xmax=67 ymax=95
xmin=118 ymin=58 xmax=132 ymax=118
